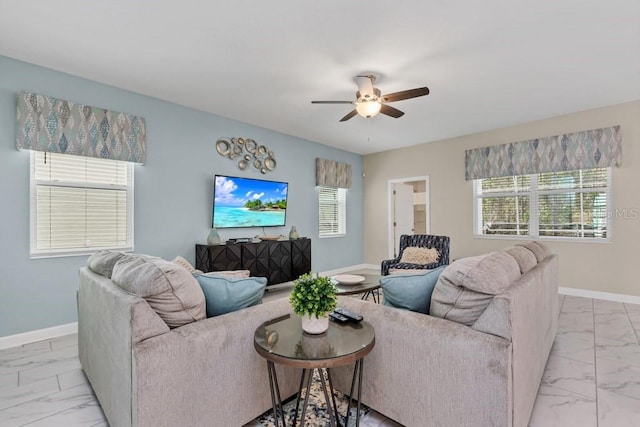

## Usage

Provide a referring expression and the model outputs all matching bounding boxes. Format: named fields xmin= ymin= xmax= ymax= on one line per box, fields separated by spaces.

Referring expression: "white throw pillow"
xmin=400 ymin=247 xmax=440 ymax=264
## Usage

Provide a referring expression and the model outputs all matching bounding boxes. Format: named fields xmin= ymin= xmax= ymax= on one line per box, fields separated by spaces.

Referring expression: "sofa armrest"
xmin=488 ymin=254 xmax=559 ymax=427
xmin=78 ymin=267 xmax=169 ymax=427
xmin=380 ymin=257 xmax=401 ymax=275
xmin=131 ymin=297 xmax=300 ymax=427
xmin=331 ymin=297 xmax=512 ymax=427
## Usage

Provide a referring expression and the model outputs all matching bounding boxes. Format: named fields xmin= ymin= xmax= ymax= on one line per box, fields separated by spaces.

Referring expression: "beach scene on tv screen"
xmin=214 ymin=175 xmax=287 ymax=228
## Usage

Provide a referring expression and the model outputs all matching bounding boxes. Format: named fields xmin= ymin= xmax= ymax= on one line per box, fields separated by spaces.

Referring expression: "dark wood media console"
xmin=195 ymin=238 xmax=311 ymax=285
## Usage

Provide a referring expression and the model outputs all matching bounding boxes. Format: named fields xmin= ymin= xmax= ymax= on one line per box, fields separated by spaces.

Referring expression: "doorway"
xmin=387 ymin=176 xmax=430 ymax=258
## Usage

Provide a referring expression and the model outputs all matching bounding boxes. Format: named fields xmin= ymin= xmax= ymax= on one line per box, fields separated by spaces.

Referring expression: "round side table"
xmin=334 ymin=273 xmax=382 ymax=303
xmin=254 ymin=314 xmax=375 ymax=427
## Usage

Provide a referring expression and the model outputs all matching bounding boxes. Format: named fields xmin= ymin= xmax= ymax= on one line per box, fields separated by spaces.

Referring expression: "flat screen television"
xmin=213 ymin=175 xmax=288 ymax=228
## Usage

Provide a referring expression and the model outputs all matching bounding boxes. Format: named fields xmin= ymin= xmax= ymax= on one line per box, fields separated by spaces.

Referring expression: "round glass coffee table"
xmin=254 ymin=314 xmax=375 ymax=427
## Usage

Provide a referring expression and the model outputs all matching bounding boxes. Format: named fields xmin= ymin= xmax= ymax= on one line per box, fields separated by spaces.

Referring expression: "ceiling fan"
xmin=311 ymin=75 xmax=429 ymax=122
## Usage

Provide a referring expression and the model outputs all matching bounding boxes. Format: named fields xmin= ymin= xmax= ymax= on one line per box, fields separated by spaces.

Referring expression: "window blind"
xmin=474 ymin=168 xmax=610 ymax=240
xmin=536 ymin=169 xmax=608 ymax=238
xmin=318 ymin=187 xmax=346 ymax=237
xmin=31 ymin=151 xmax=133 ymax=256
xmin=475 ymin=176 xmax=530 ymax=236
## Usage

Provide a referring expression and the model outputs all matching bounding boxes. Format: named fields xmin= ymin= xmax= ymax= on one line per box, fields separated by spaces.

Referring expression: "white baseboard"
xmin=559 ymin=287 xmax=640 ymax=305
xmin=0 ymin=322 xmax=78 ymax=350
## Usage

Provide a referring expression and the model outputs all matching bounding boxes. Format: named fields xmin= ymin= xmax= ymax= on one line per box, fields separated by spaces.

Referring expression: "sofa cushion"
xmin=399 ymin=247 xmax=440 ymax=264
xmin=112 ymin=255 xmax=206 ymax=328
xmin=430 ymin=251 xmax=521 ymax=326
xmin=381 ymin=265 xmax=447 ymax=314
xmin=87 ymin=250 xmax=127 ymax=278
xmin=193 ymin=274 xmax=267 ymax=317
xmin=171 ymin=256 xmax=203 ymax=275
xmin=504 ymin=246 xmax=538 ymax=274
xmin=533 ymin=241 xmax=551 ymax=259
xmin=518 ymin=241 xmax=546 ymax=262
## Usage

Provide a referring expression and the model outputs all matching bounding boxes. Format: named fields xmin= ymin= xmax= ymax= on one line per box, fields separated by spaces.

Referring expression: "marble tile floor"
xmin=1 ymin=295 xmax=639 ymax=426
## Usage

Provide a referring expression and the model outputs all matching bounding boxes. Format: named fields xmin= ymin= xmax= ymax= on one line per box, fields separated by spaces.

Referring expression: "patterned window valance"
xmin=316 ymin=158 xmax=352 ymax=189
xmin=464 ymin=126 xmax=621 ymax=180
xmin=16 ymin=92 xmax=146 ymax=163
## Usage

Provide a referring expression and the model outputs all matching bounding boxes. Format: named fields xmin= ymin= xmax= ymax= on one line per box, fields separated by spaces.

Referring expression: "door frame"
xmin=387 ymin=176 xmax=430 ymax=258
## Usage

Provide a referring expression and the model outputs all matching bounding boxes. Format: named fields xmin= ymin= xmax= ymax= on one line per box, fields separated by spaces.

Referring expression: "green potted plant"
xmin=289 ymin=273 xmax=338 ymax=334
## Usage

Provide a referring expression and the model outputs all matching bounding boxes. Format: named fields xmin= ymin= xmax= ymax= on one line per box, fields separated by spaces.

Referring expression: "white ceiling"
xmin=1 ymin=0 xmax=639 ymax=155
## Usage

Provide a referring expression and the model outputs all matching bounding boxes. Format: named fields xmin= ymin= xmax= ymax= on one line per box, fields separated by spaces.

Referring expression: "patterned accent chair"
xmin=381 ymin=234 xmax=450 ymax=276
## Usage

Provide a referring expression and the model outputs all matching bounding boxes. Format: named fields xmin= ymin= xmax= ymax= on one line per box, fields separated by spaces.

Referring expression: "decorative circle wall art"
xmin=216 ymin=137 xmax=277 ymax=173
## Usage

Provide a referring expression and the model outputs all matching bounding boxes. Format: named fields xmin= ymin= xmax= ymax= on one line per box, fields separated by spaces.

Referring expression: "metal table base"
xmin=266 ymin=359 xmax=365 ymax=427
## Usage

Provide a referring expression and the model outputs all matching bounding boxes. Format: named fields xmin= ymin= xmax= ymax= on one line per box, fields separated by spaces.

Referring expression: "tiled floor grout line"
xmin=18 ymin=399 xmax=92 ymax=427
xmin=542 ymin=376 xmax=596 ymax=401
xmin=623 ymin=304 xmax=640 ymax=345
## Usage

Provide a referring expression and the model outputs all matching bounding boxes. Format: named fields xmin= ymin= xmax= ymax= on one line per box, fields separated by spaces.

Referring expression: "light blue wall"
xmin=0 ymin=56 xmax=364 ymax=337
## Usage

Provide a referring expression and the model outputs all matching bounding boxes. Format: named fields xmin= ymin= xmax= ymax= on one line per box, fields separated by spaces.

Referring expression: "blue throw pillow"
xmin=193 ymin=274 xmax=267 ymax=317
xmin=380 ymin=265 xmax=447 ymax=314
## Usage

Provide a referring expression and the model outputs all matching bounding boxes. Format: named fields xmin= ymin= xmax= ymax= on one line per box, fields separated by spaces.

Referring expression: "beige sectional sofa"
xmin=331 ymin=242 xmax=559 ymax=427
xmin=78 ymin=256 xmax=299 ymax=427
xmin=78 ymin=242 xmax=557 ymax=427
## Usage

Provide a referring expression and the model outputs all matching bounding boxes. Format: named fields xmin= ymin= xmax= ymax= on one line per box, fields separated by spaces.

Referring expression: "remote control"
xmin=329 ymin=312 xmax=349 ymax=323
xmin=334 ymin=307 xmax=363 ymax=322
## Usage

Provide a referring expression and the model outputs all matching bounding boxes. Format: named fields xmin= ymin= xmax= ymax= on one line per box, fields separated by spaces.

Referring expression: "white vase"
xmin=207 ymin=228 xmax=221 ymax=245
xmin=301 ymin=314 xmax=329 ymax=334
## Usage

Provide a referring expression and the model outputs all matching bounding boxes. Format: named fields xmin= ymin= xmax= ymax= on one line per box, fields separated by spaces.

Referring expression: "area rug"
xmin=257 ymin=369 xmax=369 ymax=426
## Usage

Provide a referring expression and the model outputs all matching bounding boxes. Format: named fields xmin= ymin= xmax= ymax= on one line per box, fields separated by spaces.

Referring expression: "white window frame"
xmin=30 ymin=151 xmax=134 ymax=258
xmin=318 ymin=186 xmax=346 ymax=238
xmin=473 ymin=168 xmax=611 ymax=242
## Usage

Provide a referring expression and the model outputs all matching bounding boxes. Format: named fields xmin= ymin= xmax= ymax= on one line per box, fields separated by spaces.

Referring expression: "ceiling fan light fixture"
xmin=355 ymin=99 xmax=382 ymax=118
xmin=311 ymin=76 xmax=428 ymax=121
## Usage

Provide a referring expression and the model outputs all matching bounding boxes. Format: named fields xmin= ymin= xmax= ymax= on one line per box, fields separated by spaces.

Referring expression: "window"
xmin=30 ymin=151 xmax=134 ymax=257
xmin=474 ymin=168 xmax=610 ymax=240
xmin=318 ymin=186 xmax=346 ymax=237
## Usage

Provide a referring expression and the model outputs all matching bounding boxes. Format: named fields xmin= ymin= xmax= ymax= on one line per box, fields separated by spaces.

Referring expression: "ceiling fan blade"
xmin=381 ymin=87 xmax=429 ymax=103
xmin=379 ymin=104 xmax=405 ymax=118
xmin=311 ymin=100 xmax=353 ymax=104
xmin=339 ymin=109 xmax=358 ymax=122
xmin=355 ymin=75 xmax=375 ymax=96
